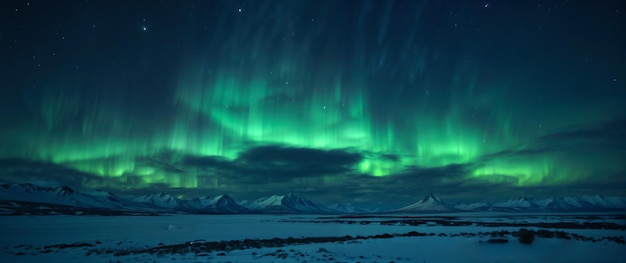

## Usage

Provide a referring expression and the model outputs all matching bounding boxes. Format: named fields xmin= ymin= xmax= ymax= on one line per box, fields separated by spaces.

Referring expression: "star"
xmin=142 ymin=26 xmax=148 ymax=31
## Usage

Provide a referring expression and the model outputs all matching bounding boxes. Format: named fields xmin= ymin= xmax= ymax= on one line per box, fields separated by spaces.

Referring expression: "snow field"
xmin=0 ymin=214 xmax=624 ymax=262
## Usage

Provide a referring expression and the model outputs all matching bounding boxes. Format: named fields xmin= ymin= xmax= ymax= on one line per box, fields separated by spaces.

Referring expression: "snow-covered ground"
xmin=1 ymin=213 xmax=624 ymax=262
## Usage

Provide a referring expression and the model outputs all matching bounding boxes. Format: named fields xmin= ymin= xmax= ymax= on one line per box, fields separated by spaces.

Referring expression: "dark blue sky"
xmin=0 ymin=0 xmax=624 ymax=206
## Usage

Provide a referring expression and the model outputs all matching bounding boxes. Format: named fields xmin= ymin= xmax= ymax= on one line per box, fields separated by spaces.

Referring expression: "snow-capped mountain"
xmin=493 ymin=197 xmax=542 ymax=211
xmin=0 ymin=183 xmax=76 ymax=205
xmin=487 ymin=196 xmax=626 ymax=212
xmin=394 ymin=194 xmax=451 ymax=212
xmin=134 ymin=193 xmax=187 ymax=210
xmin=85 ymin=190 xmax=153 ymax=210
xmin=0 ymin=183 xmax=248 ymax=214
xmin=134 ymin=193 xmax=249 ymax=213
xmin=573 ymin=195 xmax=626 ymax=209
xmin=2 ymin=182 xmax=625 ymax=215
xmin=0 ymin=183 xmax=149 ymax=211
xmin=534 ymin=197 xmax=579 ymax=210
xmin=185 ymin=195 xmax=250 ymax=213
xmin=246 ymin=194 xmax=327 ymax=213
xmin=534 ymin=195 xmax=626 ymax=211
xmin=453 ymin=201 xmax=493 ymax=211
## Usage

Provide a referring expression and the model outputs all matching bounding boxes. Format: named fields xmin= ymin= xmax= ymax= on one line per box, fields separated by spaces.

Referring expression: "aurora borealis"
xmin=1 ymin=1 xmax=625 ymax=206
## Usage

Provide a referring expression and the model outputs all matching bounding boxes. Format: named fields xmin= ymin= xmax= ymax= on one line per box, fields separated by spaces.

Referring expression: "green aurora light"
xmin=0 ymin=1 xmax=624 ymax=201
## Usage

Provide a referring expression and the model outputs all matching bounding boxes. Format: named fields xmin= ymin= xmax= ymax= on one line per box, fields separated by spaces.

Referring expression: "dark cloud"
xmin=122 ymin=146 xmax=366 ymax=190
xmin=481 ymin=147 xmax=555 ymax=162
xmin=539 ymin=118 xmax=626 ymax=142
xmin=355 ymin=151 xmax=400 ymax=162
xmin=379 ymin=154 xmax=400 ymax=162
xmin=238 ymin=145 xmax=362 ymax=167
xmin=0 ymin=158 xmax=137 ymax=191
xmin=399 ymin=163 xmax=471 ymax=180
xmin=0 ymin=158 xmax=96 ymax=184
xmin=480 ymin=118 xmax=626 ymax=163
xmin=235 ymin=145 xmax=363 ymax=177
xmin=136 ymin=155 xmax=186 ymax=174
xmin=180 ymin=155 xmax=237 ymax=171
xmin=129 ymin=147 xmax=481 ymax=207
xmin=160 ymin=150 xmax=541 ymax=208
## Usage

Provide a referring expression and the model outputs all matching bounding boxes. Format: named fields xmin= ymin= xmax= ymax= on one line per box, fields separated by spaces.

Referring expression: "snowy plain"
xmin=1 ymin=213 xmax=625 ymax=263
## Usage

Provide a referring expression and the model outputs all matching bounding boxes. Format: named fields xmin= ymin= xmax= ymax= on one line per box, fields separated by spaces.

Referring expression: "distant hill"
xmin=244 ymin=194 xmax=328 ymax=213
xmin=1 ymin=182 xmax=625 ymax=215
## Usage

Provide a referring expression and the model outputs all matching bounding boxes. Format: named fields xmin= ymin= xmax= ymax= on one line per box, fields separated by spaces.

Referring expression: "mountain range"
xmin=133 ymin=193 xmax=250 ymax=214
xmin=1 ymin=183 xmax=625 ymax=215
xmin=393 ymin=193 xmax=626 ymax=213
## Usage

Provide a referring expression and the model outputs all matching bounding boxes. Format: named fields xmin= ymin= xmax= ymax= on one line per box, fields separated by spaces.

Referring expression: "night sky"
xmin=1 ymin=0 xmax=625 ymax=207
